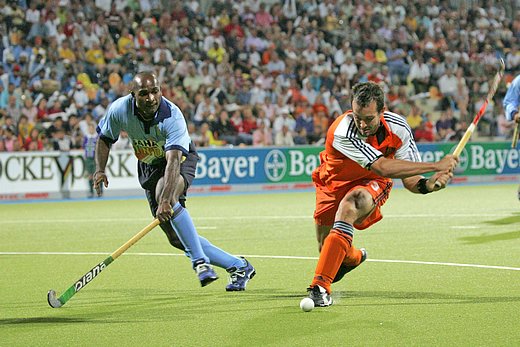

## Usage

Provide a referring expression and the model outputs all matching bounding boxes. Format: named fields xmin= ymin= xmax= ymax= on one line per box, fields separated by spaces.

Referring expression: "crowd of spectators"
xmin=0 ymin=0 xmax=519 ymax=154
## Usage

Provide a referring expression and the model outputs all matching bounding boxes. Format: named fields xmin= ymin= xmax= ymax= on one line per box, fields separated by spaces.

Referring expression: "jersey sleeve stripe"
xmin=98 ymin=132 xmax=118 ymax=144
xmin=384 ymin=113 xmax=421 ymax=162
xmin=165 ymin=144 xmax=189 ymax=156
xmin=349 ymin=137 xmax=380 ymax=161
xmin=332 ymin=121 xmax=380 ymax=166
xmin=407 ymin=139 xmax=421 ymax=161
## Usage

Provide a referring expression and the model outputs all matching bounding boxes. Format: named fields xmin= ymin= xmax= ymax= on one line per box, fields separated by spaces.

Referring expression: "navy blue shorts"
xmin=139 ymin=142 xmax=199 ymax=214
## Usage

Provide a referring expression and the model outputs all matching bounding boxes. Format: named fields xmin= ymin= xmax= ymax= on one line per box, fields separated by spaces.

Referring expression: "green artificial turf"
xmin=1 ymin=184 xmax=519 ymax=346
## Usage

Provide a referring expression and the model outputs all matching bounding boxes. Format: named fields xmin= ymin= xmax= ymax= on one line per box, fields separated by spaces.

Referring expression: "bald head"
xmin=132 ymin=71 xmax=159 ymax=92
xmin=132 ymin=72 xmax=162 ymax=120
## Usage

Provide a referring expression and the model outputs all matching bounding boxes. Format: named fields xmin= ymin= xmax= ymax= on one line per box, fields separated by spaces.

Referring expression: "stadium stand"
xmin=0 ymin=0 xmax=518 ymax=151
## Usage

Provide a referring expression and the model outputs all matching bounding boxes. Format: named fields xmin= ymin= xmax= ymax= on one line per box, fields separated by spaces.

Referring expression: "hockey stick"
xmin=47 ymin=218 xmax=160 ymax=308
xmin=512 ymin=122 xmax=519 ymax=149
xmin=435 ymin=58 xmax=505 ymax=187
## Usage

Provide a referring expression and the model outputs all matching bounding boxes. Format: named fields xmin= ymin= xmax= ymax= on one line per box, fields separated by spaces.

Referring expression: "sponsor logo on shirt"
xmin=132 ymin=139 xmax=165 ymax=163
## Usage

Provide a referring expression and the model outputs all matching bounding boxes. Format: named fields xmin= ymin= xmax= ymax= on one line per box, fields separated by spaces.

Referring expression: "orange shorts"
xmin=313 ymin=179 xmax=393 ymax=230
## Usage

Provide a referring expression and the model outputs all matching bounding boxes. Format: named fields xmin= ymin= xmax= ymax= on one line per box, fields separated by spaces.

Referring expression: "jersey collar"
xmin=371 ymin=113 xmax=391 ymax=146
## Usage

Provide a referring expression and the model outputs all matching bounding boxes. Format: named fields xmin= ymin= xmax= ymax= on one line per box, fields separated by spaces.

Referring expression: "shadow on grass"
xmin=336 ymin=290 xmax=520 ymax=305
xmin=457 ymin=212 xmax=520 ymax=244
xmin=458 ymin=230 xmax=520 ymax=244
xmin=0 ymin=314 xmax=154 ymax=325
xmin=114 ymin=288 xmax=520 ymax=307
xmin=0 ymin=317 xmax=91 ymax=325
xmin=482 ymin=213 xmax=520 ymax=226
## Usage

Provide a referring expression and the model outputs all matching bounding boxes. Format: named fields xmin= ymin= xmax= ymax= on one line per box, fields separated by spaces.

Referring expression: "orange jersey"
xmin=313 ymin=110 xmax=421 ymax=191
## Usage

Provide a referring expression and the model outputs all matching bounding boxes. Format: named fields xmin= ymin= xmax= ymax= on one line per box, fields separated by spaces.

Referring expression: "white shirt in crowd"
xmin=340 ymin=61 xmax=358 ymax=81
xmin=438 ymin=72 xmax=458 ymax=96
xmin=25 ymin=8 xmax=40 ymax=24
xmin=408 ymin=61 xmax=431 ymax=81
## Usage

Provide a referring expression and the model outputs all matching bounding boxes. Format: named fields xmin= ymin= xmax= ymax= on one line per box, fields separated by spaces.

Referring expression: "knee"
xmin=336 ymin=189 xmax=372 ymax=221
xmin=160 ymin=222 xmax=185 ymax=251
xmin=351 ymin=190 xmax=372 ymax=209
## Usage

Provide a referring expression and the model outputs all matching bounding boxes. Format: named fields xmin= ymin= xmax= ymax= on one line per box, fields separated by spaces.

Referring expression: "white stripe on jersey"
xmin=332 ymin=111 xmax=421 ymax=168
xmin=333 ymin=115 xmax=382 ymax=168
xmin=383 ymin=111 xmax=421 ymax=162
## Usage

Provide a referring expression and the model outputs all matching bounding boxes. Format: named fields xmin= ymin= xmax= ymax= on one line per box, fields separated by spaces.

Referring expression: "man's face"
xmin=133 ymin=75 xmax=161 ymax=118
xmin=352 ymin=100 xmax=382 ymax=136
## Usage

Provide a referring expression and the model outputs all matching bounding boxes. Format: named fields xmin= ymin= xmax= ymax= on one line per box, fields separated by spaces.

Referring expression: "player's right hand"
xmin=93 ymin=171 xmax=108 ymax=196
xmin=437 ymin=155 xmax=459 ymax=172
xmin=156 ymin=200 xmax=173 ymax=223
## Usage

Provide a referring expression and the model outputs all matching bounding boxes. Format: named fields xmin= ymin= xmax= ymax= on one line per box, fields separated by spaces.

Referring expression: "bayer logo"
xmin=452 ymin=146 xmax=469 ymax=173
xmin=265 ymin=150 xmax=287 ymax=182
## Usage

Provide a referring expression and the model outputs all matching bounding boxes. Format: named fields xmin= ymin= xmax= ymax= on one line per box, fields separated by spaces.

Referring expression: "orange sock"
xmin=311 ymin=229 xmax=353 ymax=293
xmin=343 ymin=246 xmax=363 ymax=267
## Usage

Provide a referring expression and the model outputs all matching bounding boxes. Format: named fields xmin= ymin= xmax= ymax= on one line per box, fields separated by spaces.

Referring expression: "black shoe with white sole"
xmin=307 ymin=285 xmax=333 ymax=307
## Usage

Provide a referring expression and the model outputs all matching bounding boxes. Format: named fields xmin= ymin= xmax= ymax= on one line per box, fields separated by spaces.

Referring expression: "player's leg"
xmin=310 ymin=180 xmax=392 ymax=301
xmin=85 ymin=158 xmax=95 ymax=198
xmin=161 ymin=175 xmax=220 ymax=286
xmin=309 ymin=187 xmax=375 ymax=305
xmin=332 ymin=248 xmax=367 ymax=283
xmin=336 ymin=180 xmax=392 ymax=278
xmin=312 ymin=183 xmax=366 ymax=280
xmin=138 ymin=157 xmax=217 ymax=286
xmin=309 ymin=184 xmax=341 ymax=306
xmin=315 ymin=223 xmax=365 ymax=283
xmin=328 ymin=191 xmax=375 ymax=283
xmin=167 ymin=173 xmax=245 ymax=269
xmin=144 ymin=187 xmax=185 ymax=250
xmin=315 ymin=224 xmax=331 ymax=252
xmin=313 ymin=182 xmax=338 ymax=251
xmin=177 ymin=143 xmax=256 ymax=291
xmin=139 ymin=160 xmax=185 ymax=250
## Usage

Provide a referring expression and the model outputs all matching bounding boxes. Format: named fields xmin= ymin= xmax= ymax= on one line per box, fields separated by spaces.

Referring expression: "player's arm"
xmin=93 ymin=137 xmax=111 ymax=195
xmin=334 ymin=120 xmax=456 ymax=179
xmin=155 ymin=103 xmax=192 ymax=221
xmin=369 ymin=155 xmax=457 ymax=179
xmin=401 ymin=171 xmax=453 ymax=194
xmin=94 ymin=104 xmax=121 ymax=195
xmin=503 ymin=78 xmax=520 ymax=122
xmin=156 ymin=149 xmax=182 ymax=222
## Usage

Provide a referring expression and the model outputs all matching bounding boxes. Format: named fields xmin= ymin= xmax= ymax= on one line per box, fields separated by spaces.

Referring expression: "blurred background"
xmin=0 ymin=0 xmax=518 ymax=200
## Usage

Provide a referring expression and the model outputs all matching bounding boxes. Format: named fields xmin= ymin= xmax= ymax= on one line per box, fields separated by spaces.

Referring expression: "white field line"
xmin=0 ymin=213 xmax=513 ymax=224
xmin=1 ymin=251 xmax=519 ymax=271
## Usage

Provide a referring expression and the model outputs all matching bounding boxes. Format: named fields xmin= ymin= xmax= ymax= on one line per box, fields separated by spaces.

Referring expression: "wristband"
xmin=417 ymin=178 xmax=432 ymax=194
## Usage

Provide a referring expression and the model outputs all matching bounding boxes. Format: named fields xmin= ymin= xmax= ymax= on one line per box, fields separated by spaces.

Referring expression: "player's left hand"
xmin=514 ymin=112 xmax=520 ymax=123
xmin=156 ymin=201 xmax=173 ymax=223
xmin=427 ymin=171 xmax=453 ymax=192
xmin=93 ymin=171 xmax=108 ymax=196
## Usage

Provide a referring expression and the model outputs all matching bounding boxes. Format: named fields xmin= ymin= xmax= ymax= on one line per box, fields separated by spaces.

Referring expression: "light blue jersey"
xmin=97 ymin=94 xmax=190 ymax=165
xmin=503 ymin=75 xmax=520 ymax=121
